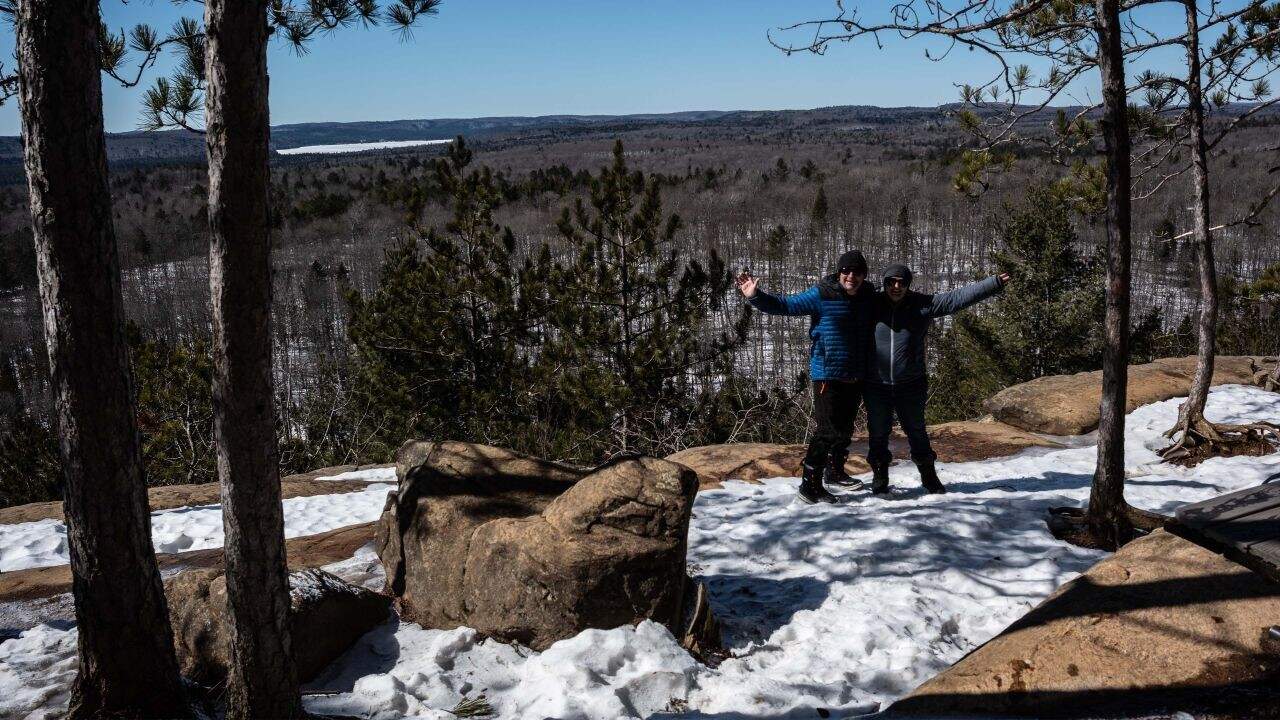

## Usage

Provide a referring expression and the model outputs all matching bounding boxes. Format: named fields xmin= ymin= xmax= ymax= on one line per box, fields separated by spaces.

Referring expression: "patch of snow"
xmin=276 ymin=140 xmax=450 ymax=155
xmin=4 ymin=385 xmax=1279 ymax=719
xmin=315 ymin=466 xmax=398 ymax=483
xmin=320 ymin=541 xmax=387 ymax=592
xmin=0 ymin=484 xmax=394 ymax=572
xmin=0 ymin=623 xmax=77 ymax=720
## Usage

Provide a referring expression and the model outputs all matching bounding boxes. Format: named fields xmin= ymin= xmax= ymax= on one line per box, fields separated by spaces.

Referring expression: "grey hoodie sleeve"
xmin=923 ymin=275 xmax=1004 ymax=318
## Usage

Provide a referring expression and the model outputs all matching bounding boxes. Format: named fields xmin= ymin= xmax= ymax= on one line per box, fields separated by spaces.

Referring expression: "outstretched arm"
xmin=737 ymin=271 xmax=820 ymax=316
xmin=925 ymin=273 xmax=1008 ymax=318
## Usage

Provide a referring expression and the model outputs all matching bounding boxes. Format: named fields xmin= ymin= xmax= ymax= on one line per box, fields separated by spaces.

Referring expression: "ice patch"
xmin=277 ymin=140 xmax=450 ymax=155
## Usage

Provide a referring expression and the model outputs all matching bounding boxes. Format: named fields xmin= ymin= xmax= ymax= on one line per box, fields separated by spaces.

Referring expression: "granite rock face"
xmin=983 ymin=355 xmax=1275 ymax=436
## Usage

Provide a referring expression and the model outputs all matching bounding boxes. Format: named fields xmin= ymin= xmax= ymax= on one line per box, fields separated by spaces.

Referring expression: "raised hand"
xmin=735 ymin=271 xmax=759 ymax=298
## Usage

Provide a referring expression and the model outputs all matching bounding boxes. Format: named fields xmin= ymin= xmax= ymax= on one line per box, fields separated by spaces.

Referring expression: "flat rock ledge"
xmin=890 ymin=529 xmax=1280 ymax=718
xmin=985 ymin=355 xmax=1278 ymax=436
xmin=668 ymin=421 xmax=1060 ymax=489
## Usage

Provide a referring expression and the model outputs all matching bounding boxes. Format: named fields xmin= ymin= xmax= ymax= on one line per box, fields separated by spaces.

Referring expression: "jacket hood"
xmin=882 ymin=263 xmax=914 ymax=286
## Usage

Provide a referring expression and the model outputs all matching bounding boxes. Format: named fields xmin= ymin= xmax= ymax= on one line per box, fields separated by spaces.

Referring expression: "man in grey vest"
xmin=865 ymin=264 xmax=1009 ymax=494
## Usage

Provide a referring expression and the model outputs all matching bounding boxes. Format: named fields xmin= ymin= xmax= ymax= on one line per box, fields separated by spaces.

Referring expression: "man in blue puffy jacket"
xmin=736 ymin=249 xmax=874 ymax=504
xmin=866 ymin=264 xmax=1009 ymax=495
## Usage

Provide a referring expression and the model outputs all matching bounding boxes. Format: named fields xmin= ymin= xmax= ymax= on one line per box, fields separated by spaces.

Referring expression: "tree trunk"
xmin=1172 ymin=0 xmax=1218 ymax=434
xmin=1087 ymin=0 xmax=1135 ymax=549
xmin=204 ymin=0 xmax=302 ymax=716
xmin=15 ymin=1 xmax=189 ymax=716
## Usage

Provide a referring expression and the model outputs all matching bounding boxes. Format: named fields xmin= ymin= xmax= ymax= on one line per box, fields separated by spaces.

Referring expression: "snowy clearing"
xmin=2 ymin=385 xmax=1278 ymax=720
xmin=276 ymin=139 xmax=451 ymax=155
xmin=0 ymin=484 xmax=394 ymax=572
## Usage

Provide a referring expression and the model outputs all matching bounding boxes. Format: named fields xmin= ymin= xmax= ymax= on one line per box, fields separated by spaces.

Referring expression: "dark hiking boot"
xmin=797 ymin=463 xmax=838 ymax=504
xmin=918 ymin=461 xmax=946 ymax=494
xmin=824 ymin=451 xmax=864 ymax=489
xmin=870 ymin=462 xmax=890 ymax=495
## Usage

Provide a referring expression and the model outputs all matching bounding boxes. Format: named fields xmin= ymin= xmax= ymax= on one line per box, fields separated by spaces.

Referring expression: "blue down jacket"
xmin=747 ymin=276 xmax=874 ymax=382
xmin=869 ymin=275 xmax=1004 ymax=385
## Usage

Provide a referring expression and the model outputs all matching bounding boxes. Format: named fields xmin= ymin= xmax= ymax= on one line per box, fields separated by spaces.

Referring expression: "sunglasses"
xmin=885 ymin=277 xmax=910 ymax=289
xmin=838 ymin=267 xmax=864 ymax=276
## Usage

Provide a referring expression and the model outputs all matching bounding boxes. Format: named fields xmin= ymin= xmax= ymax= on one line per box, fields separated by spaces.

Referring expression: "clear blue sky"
xmin=0 ymin=0 xmax=1190 ymax=136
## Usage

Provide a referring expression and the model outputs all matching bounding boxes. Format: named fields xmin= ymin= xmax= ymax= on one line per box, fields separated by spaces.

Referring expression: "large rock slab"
xmin=668 ymin=423 xmax=1059 ymax=489
xmin=375 ymin=440 xmax=698 ymax=650
xmin=166 ymin=567 xmax=390 ymax=685
xmin=892 ymin=529 xmax=1280 ymax=717
xmin=666 ymin=443 xmax=830 ymax=489
xmin=984 ymin=355 xmax=1276 ymax=436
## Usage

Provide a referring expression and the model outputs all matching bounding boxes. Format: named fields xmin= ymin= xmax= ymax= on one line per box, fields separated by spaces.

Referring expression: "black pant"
xmin=803 ymin=380 xmax=862 ymax=469
xmin=865 ymin=378 xmax=936 ymax=468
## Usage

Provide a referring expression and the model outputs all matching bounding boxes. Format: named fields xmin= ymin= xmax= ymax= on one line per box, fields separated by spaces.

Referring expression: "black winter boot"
xmin=824 ymin=450 xmax=864 ymax=489
xmin=917 ymin=461 xmax=946 ymax=494
xmin=798 ymin=463 xmax=838 ymax=504
xmin=870 ymin=462 xmax=890 ymax=495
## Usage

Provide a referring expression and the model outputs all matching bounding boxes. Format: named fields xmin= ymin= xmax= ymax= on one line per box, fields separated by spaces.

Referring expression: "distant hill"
xmin=2 ymin=102 xmax=1276 ymax=171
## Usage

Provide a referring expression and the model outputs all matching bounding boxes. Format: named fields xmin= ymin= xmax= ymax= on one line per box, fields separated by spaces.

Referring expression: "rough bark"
xmin=1087 ymin=0 xmax=1136 ymax=550
xmin=15 ymin=0 xmax=189 ymax=716
xmin=204 ymin=0 xmax=302 ymax=716
xmin=1167 ymin=0 xmax=1218 ymax=445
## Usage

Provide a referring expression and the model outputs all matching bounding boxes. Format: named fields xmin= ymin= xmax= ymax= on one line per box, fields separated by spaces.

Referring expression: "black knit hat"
xmin=833 ymin=249 xmax=868 ymax=277
xmin=882 ymin=263 xmax=913 ymax=286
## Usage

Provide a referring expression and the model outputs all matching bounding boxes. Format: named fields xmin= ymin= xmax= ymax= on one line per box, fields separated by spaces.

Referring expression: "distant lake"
xmin=276 ymin=139 xmax=451 ymax=155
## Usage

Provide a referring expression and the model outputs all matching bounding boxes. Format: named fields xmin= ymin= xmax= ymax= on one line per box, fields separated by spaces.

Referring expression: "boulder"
xmin=166 ymin=567 xmax=390 ymax=685
xmin=375 ymin=440 xmax=699 ymax=651
xmin=984 ymin=355 xmax=1276 ymax=436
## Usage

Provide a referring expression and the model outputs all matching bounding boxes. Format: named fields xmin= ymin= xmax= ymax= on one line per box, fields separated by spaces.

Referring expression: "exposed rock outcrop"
xmin=984 ymin=355 xmax=1276 ymax=436
xmin=165 ymin=567 xmax=390 ymax=685
xmin=891 ymin=529 xmax=1280 ymax=717
xmin=375 ymin=441 xmax=699 ymax=651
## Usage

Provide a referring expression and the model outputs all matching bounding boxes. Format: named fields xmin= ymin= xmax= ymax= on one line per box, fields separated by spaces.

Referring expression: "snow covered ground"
xmin=0 ymin=483 xmax=394 ymax=572
xmin=316 ymin=466 xmax=399 ymax=483
xmin=3 ymin=385 xmax=1279 ymax=720
xmin=276 ymin=139 xmax=451 ymax=155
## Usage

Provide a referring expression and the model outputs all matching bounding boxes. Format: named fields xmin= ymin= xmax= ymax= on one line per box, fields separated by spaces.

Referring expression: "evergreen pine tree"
xmin=929 ymin=184 xmax=1107 ymax=421
xmin=810 ymin=185 xmax=829 ymax=230
xmin=765 ymin=224 xmax=791 ymax=264
xmin=543 ymin=140 xmax=749 ymax=459
xmin=345 ymin=137 xmax=548 ymax=460
xmin=894 ymin=203 xmax=915 ymax=261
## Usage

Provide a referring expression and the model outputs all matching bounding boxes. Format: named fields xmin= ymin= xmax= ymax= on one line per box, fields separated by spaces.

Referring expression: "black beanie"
xmin=833 ymin=249 xmax=868 ymax=277
xmin=882 ymin=263 xmax=914 ymax=286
